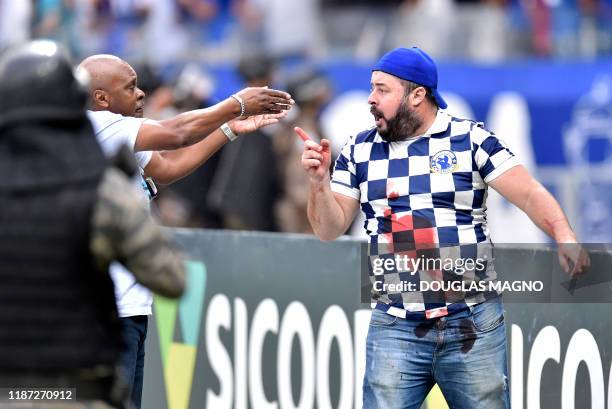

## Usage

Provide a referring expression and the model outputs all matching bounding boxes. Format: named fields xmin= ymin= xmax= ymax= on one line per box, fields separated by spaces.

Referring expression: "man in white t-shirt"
xmin=79 ymin=54 xmax=293 ymax=408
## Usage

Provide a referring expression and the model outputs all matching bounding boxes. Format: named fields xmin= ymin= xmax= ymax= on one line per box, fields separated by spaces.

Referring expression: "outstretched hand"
xmin=295 ymin=127 xmax=332 ymax=183
xmin=235 ymin=86 xmax=294 ymax=116
xmin=230 ymin=111 xmax=287 ymax=134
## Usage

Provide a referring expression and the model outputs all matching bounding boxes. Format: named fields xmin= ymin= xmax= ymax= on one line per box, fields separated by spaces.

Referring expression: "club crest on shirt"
xmin=430 ymin=150 xmax=458 ymax=174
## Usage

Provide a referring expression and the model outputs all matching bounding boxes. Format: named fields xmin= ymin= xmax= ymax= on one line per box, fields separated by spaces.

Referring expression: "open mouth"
xmin=371 ymin=110 xmax=384 ymax=127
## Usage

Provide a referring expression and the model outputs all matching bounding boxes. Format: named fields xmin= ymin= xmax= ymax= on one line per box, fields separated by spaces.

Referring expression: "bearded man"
xmin=297 ymin=47 xmax=588 ymax=409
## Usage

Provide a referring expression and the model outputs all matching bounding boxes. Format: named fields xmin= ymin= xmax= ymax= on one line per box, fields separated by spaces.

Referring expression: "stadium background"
xmin=2 ymin=0 xmax=612 ymax=408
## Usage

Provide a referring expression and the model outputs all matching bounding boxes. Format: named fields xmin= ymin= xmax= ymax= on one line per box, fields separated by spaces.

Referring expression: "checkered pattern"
xmin=331 ymin=110 xmax=519 ymax=319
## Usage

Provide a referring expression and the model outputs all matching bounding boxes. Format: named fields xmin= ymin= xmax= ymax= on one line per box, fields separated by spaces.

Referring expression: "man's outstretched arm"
xmin=135 ymin=87 xmax=293 ymax=151
xmin=296 ymin=127 xmax=360 ymax=241
xmin=144 ymin=112 xmax=285 ymax=185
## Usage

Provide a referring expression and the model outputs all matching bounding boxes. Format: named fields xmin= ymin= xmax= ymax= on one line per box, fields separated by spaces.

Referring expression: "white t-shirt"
xmin=87 ymin=110 xmax=154 ymax=317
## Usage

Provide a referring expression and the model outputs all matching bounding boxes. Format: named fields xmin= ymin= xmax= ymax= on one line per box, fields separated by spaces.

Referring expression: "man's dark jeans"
xmin=120 ymin=315 xmax=148 ymax=409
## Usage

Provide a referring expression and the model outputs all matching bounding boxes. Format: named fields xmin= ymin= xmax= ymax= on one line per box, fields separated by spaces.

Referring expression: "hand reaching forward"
xmin=230 ymin=111 xmax=287 ymax=135
xmin=234 ymin=87 xmax=294 ymax=116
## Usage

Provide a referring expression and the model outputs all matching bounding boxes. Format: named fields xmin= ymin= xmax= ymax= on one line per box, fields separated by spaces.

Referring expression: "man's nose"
xmin=367 ymin=90 xmax=377 ymax=106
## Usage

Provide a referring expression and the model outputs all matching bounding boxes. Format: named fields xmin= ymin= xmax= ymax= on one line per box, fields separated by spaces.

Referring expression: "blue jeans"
xmin=120 ymin=316 xmax=148 ymax=409
xmin=363 ymin=298 xmax=509 ymax=409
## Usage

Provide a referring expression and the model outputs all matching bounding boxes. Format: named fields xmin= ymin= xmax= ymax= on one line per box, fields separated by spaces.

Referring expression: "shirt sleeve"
xmin=134 ymin=150 xmax=153 ymax=170
xmin=90 ymin=168 xmax=185 ymax=298
xmin=114 ymin=117 xmax=152 ymax=169
xmin=472 ymin=126 xmax=520 ymax=183
xmin=330 ymin=137 xmax=360 ymax=200
xmin=89 ymin=111 xmax=152 ymax=169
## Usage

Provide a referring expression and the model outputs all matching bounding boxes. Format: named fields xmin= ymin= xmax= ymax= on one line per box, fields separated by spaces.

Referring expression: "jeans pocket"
xmin=469 ymin=300 xmax=505 ymax=333
xmin=369 ymin=309 xmax=398 ymax=327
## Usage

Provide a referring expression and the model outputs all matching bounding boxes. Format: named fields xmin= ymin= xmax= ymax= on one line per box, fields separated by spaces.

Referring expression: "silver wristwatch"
xmin=220 ymin=122 xmax=239 ymax=141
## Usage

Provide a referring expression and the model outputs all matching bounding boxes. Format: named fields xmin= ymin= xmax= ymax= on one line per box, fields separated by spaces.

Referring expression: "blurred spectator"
xmin=207 ymin=53 xmax=281 ymax=231
xmin=521 ymin=0 xmax=612 ymax=58
xmin=141 ymin=0 xmax=224 ymax=67
xmin=178 ymin=0 xmax=219 ymax=21
xmin=323 ymin=0 xmax=401 ymax=4
xmin=555 ymin=0 xmax=609 ymax=57
xmin=129 ymin=61 xmax=165 ymax=98
xmin=524 ymin=0 xmax=554 ymax=56
xmin=177 ymin=0 xmax=221 ymax=39
xmin=274 ymin=69 xmax=332 ymax=234
xmin=322 ymin=0 xmax=398 ymax=59
xmin=149 ymin=63 xmax=224 ymax=228
xmin=234 ymin=0 xmax=324 ymax=61
xmin=33 ymin=0 xmax=82 ymax=57
xmin=104 ymin=0 xmax=151 ymax=60
xmin=389 ymin=0 xmax=454 ymax=59
xmin=0 ymin=0 xmax=32 ymax=52
xmin=72 ymin=0 xmax=113 ymax=58
xmin=451 ymin=0 xmax=510 ymax=62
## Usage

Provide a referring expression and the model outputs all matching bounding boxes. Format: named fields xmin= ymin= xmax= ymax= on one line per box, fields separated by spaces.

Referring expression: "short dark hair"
xmin=400 ymin=79 xmax=438 ymax=108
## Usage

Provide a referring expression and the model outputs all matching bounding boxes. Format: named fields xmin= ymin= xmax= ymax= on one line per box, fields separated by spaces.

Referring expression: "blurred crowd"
xmin=1 ymin=0 xmax=611 ymax=234
xmin=1 ymin=0 xmax=612 ymax=64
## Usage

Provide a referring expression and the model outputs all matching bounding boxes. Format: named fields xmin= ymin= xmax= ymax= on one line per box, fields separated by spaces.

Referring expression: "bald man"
xmin=78 ymin=55 xmax=293 ymax=408
xmin=78 ymin=54 xmax=292 ymax=184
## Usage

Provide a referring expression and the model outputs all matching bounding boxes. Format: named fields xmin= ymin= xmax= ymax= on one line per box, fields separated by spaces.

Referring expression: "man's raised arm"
xmin=296 ymin=127 xmax=360 ymax=241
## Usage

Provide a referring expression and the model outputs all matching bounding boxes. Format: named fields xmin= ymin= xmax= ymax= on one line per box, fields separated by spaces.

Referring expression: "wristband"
xmin=220 ymin=122 xmax=239 ymax=141
xmin=230 ymin=94 xmax=246 ymax=117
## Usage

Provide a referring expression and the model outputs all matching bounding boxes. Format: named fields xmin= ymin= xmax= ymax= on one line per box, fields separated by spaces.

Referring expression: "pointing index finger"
xmin=294 ymin=127 xmax=310 ymax=142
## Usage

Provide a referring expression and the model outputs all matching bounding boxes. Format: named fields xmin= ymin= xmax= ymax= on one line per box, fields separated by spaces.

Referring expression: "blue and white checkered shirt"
xmin=331 ymin=110 xmax=520 ymax=319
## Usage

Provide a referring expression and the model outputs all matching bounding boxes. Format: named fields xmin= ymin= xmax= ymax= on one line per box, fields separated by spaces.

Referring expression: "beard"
xmin=371 ymin=101 xmax=423 ymax=142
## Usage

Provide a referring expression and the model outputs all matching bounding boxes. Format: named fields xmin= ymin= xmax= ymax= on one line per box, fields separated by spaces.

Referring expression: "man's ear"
xmin=93 ymin=89 xmax=110 ymax=109
xmin=410 ymin=87 xmax=427 ymax=107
